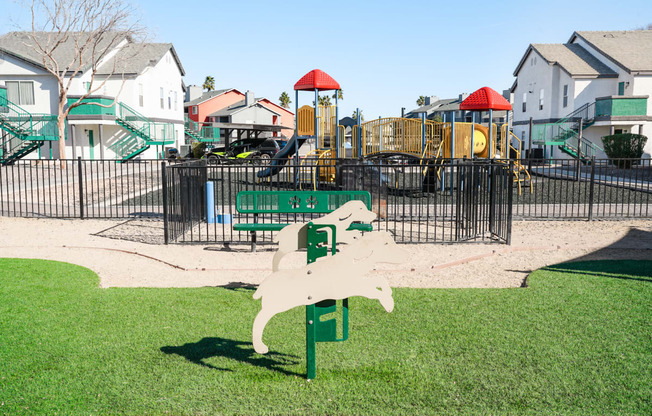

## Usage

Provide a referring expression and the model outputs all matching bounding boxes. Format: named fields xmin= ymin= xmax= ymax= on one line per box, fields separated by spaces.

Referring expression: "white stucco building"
xmin=0 ymin=32 xmax=185 ymax=161
xmin=511 ymin=30 xmax=652 ymax=159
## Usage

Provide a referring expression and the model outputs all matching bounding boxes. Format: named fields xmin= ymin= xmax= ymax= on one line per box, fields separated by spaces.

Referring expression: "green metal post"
xmin=305 ymin=222 xmax=338 ymax=380
xmin=306 ymin=305 xmax=317 ymax=379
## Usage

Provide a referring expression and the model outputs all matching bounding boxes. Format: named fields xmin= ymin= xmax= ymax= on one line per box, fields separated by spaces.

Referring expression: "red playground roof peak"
xmin=294 ymin=69 xmax=340 ymax=91
xmin=459 ymin=87 xmax=512 ymax=111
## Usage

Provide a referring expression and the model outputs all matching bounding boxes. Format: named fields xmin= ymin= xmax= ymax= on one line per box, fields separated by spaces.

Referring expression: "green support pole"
xmin=305 ymin=222 xmax=349 ymax=380
xmin=306 ymin=305 xmax=317 ymax=380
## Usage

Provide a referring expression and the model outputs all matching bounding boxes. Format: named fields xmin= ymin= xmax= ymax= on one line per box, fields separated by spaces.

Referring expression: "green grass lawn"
xmin=0 ymin=258 xmax=650 ymax=415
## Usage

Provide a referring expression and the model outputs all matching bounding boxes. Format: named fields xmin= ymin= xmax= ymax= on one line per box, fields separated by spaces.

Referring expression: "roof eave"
xmin=0 ymin=47 xmax=47 ymax=71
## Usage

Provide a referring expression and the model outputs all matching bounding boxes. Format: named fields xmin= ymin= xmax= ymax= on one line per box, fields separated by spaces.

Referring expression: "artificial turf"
xmin=0 ymin=258 xmax=650 ymax=415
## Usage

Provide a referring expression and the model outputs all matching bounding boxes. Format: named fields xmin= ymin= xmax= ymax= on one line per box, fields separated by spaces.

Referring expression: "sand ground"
xmin=0 ymin=217 xmax=650 ymax=289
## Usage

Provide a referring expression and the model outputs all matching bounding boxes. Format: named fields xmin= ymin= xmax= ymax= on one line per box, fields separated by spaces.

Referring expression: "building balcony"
xmin=595 ymin=95 xmax=648 ymax=118
xmin=67 ymin=95 xmax=116 ymax=117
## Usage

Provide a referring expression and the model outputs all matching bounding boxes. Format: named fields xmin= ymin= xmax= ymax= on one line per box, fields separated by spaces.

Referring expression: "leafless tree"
xmin=27 ymin=0 xmax=145 ymax=166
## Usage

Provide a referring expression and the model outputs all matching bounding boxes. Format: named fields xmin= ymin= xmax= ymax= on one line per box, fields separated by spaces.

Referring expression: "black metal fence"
xmin=0 ymin=157 xmax=650 ymax=245
xmin=514 ymin=158 xmax=652 ymax=219
xmin=164 ymin=158 xmax=513 ymax=245
xmin=0 ymin=158 xmax=166 ymax=218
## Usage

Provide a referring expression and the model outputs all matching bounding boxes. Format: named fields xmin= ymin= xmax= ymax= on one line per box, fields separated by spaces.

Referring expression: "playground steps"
xmin=0 ymin=97 xmax=58 ymax=164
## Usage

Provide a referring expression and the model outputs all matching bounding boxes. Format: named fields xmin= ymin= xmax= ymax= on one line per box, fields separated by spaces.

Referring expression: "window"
xmin=618 ymin=82 xmax=625 ymax=95
xmin=83 ymin=82 xmax=91 ymax=93
xmin=522 ymin=92 xmax=527 ymax=112
xmin=539 ymin=89 xmax=544 ymax=111
xmin=174 ymin=91 xmax=178 ymax=111
xmin=563 ymin=85 xmax=568 ymax=108
xmin=6 ymin=81 xmax=35 ymax=105
xmin=160 ymin=87 xmax=164 ymax=109
xmin=138 ymin=84 xmax=144 ymax=107
xmin=168 ymin=90 xmax=171 ymax=110
xmin=192 ymin=106 xmax=197 ymax=115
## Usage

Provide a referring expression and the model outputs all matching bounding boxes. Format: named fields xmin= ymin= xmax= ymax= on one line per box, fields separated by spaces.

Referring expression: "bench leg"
xmin=250 ymin=230 xmax=256 ymax=252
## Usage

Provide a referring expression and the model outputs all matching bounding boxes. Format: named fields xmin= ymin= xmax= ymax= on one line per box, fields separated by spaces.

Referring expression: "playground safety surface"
xmin=1 ymin=217 xmax=650 ymax=289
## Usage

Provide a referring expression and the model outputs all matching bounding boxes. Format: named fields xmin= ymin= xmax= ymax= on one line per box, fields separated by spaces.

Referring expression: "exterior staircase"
xmin=112 ymin=103 xmax=175 ymax=162
xmin=533 ymin=102 xmax=602 ymax=164
xmin=0 ymin=96 xmax=58 ymax=165
xmin=184 ymin=115 xmax=220 ymax=143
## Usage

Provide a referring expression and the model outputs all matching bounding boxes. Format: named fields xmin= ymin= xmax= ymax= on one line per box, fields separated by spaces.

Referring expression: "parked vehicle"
xmin=204 ymin=138 xmax=286 ymax=164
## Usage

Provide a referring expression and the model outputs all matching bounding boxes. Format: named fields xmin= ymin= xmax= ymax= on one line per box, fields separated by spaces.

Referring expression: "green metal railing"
xmin=0 ymin=96 xmax=59 ymax=164
xmin=0 ymin=96 xmax=38 ymax=139
xmin=184 ymin=115 xmax=221 ymax=143
xmin=117 ymin=102 xmax=174 ymax=145
xmin=532 ymin=102 xmax=602 ymax=160
xmin=533 ymin=102 xmax=596 ymax=145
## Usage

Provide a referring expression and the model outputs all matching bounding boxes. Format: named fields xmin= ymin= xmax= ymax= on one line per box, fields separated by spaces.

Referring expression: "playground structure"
xmin=258 ymin=70 xmax=533 ymax=194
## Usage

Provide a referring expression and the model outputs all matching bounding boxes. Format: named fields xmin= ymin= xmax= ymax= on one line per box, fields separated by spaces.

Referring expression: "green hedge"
xmin=601 ymin=133 xmax=647 ymax=168
xmin=191 ymin=140 xmax=206 ymax=158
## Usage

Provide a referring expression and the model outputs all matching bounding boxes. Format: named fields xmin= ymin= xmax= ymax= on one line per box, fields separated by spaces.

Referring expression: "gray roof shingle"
xmin=0 ymin=31 xmax=129 ymax=73
xmin=572 ymin=30 xmax=652 ymax=73
xmin=96 ymin=43 xmax=178 ymax=75
xmin=531 ymin=43 xmax=617 ymax=77
xmin=207 ymin=100 xmax=280 ymax=118
xmin=184 ymin=89 xmax=234 ymax=107
xmin=0 ymin=31 xmax=184 ymax=76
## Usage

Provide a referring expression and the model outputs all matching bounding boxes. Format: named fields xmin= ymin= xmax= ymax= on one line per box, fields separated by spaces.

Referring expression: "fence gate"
xmin=164 ymin=160 xmax=207 ymax=243
xmin=454 ymin=161 xmax=513 ymax=244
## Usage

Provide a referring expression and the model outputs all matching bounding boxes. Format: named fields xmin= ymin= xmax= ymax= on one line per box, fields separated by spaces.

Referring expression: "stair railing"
xmin=0 ymin=96 xmax=35 ymax=138
xmin=117 ymin=102 xmax=151 ymax=141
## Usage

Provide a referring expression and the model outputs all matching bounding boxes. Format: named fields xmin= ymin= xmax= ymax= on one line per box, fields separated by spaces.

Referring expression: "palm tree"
xmin=332 ymin=89 xmax=343 ymax=101
xmin=313 ymin=96 xmax=332 ymax=106
xmin=203 ymin=76 xmax=215 ymax=92
xmin=352 ymin=109 xmax=364 ymax=122
xmin=279 ymin=91 xmax=291 ymax=108
xmin=416 ymin=96 xmax=426 ymax=106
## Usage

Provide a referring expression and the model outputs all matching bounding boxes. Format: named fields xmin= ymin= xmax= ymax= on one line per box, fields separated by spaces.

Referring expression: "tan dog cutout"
xmin=253 ymin=231 xmax=407 ymax=354
xmin=272 ymin=200 xmax=377 ymax=271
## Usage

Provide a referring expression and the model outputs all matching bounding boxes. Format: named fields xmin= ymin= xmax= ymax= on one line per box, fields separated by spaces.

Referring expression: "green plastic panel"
xmin=236 ymin=191 xmax=371 ymax=214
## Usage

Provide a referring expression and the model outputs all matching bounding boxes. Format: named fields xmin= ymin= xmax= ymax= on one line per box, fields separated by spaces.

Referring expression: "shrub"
xmin=601 ymin=133 xmax=647 ymax=168
xmin=191 ymin=141 xmax=206 ymax=159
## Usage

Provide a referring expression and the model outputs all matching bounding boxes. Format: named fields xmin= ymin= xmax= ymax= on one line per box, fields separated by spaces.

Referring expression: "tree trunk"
xmin=58 ymin=114 xmax=67 ymax=169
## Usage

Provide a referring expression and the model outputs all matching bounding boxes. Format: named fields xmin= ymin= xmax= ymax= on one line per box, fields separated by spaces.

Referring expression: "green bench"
xmin=234 ymin=190 xmax=373 ymax=251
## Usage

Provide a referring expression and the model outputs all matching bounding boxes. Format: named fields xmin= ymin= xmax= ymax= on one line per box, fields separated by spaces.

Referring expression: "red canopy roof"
xmin=294 ymin=69 xmax=340 ymax=91
xmin=459 ymin=87 xmax=512 ymax=111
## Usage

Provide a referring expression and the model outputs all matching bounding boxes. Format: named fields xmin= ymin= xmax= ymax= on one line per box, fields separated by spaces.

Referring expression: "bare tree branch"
xmin=22 ymin=0 xmax=146 ymax=165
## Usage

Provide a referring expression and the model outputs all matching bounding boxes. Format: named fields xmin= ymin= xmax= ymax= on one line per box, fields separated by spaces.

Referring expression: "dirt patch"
xmin=0 ymin=217 xmax=650 ymax=289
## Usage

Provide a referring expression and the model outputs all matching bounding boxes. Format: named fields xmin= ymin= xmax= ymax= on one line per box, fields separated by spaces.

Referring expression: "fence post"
xmin=576 ymin=118 xmax=583 ymax=181
xmin=588 ymin=156 xmax=595 ymax=221
xmin=528 ymin=117 xmax=533 ymax=173
xmin=488 ymin=159 xmax=495 ymax=235
xmin=507 ymin=160 xmax=514 ymax=245
xmin=162 ymin=161 xmax=169 ymax=244
xmin=77 ymin=157 xmax=84 ymax=219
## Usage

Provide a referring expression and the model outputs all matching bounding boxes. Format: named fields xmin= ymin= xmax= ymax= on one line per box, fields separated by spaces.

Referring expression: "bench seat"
xmin=234 ymin=190 xmax=373 ymax=251
xmin=233 ymin=223 xmax=373 ymax=232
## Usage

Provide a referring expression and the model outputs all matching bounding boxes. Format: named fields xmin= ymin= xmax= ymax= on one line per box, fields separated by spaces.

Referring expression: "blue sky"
xmin=2 ymin=0 xmax=651 ymax=119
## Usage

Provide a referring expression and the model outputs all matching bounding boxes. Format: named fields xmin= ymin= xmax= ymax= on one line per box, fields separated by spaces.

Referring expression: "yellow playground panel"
xmin=295 ymin=109 xmax=531 ymax=194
